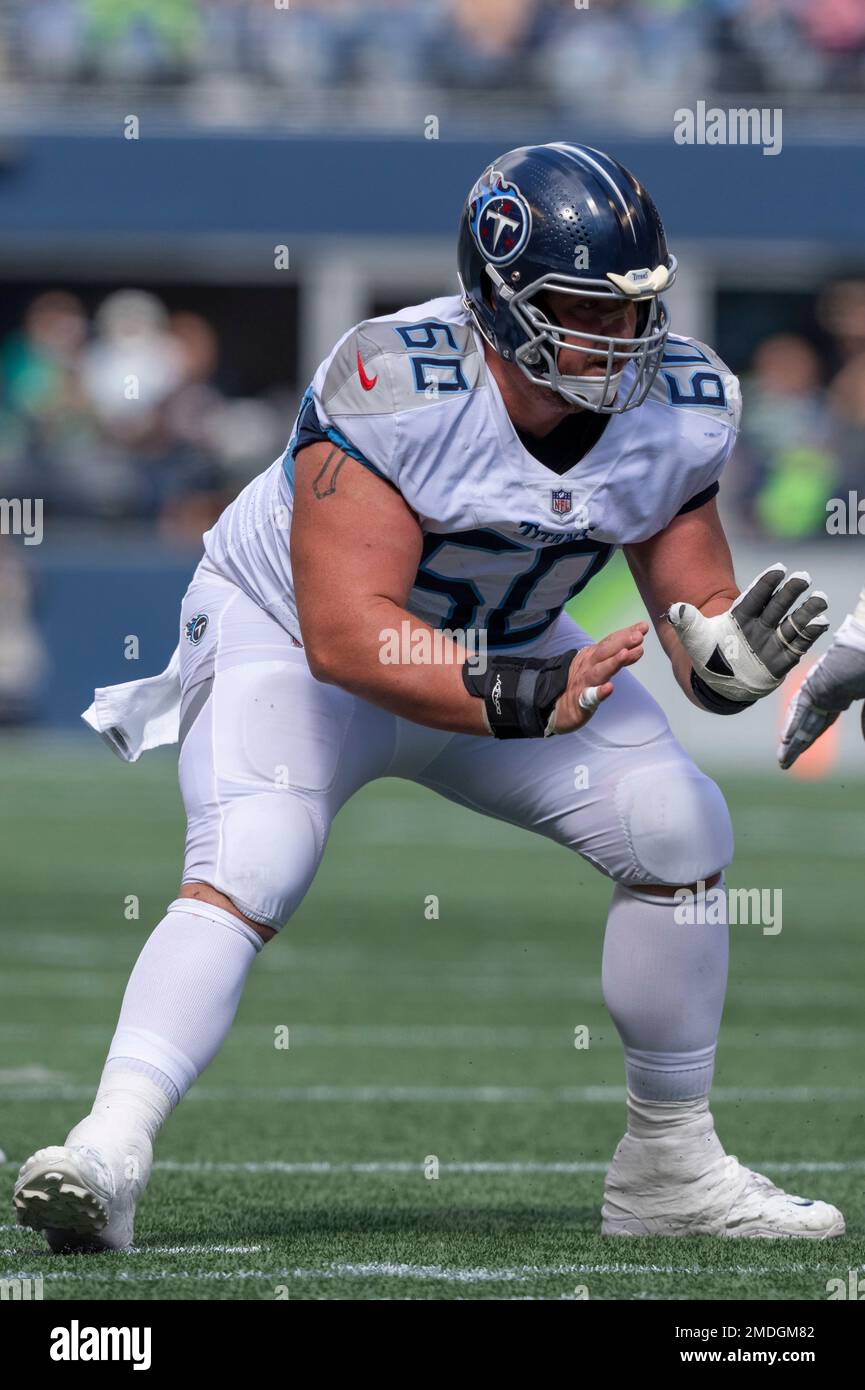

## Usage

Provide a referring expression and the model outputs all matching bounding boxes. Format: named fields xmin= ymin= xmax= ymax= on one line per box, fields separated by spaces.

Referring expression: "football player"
xmin=778 ymin=584 xmax=865 ymax=768
xmin=15 ymin=143 xmax=842 ymax=1248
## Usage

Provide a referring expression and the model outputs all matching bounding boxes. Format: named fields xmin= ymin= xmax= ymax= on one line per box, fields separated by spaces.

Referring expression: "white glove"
xmin=778 ymin=610 xmax=865 ymax=769
xmin=666 ymin=563 xmax=830 ymax=713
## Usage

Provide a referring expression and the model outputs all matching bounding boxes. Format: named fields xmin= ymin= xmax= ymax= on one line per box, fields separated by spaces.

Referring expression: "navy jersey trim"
xmin=676 ymin=480 xmax=719 ymax=517
xmin=283 ymin=386 xmax=388 ymax=491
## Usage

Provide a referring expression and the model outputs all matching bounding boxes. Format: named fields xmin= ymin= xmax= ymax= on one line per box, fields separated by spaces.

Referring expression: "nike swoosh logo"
xmin=357 ymin=350 xmax=378 ymax=391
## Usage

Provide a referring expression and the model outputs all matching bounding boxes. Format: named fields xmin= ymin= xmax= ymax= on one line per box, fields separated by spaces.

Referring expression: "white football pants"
xmin=177 ymin=558 xmax=734 ymax=930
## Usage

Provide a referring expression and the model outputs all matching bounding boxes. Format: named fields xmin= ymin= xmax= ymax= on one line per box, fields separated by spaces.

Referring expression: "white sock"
xmin=615 ymin=1090 xmax=727 ymax=1185
xmin=602 ymin=879 xmax=729 ymax=1102
xmin=626 ymin=1090 xmax=712 ymax=1139
xmin=105 ymin=898 xmax=263 ymax=1101
xmin=65 ymin=1071 xmax=173 ymax=1188
xmin=69 ymin=899 xmax=263 ymax=1167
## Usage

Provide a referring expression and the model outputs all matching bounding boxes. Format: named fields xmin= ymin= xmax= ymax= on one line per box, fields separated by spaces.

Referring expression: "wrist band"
xmin=690 ymin=669 xmax=754 ymax=715
xmin=462 ymin=649 xmax=577 ymax=739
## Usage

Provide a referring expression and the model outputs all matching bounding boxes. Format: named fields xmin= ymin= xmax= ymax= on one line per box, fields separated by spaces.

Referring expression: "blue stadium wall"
xmin=0 ymin=131 xmax=863 ymax=246
xmin=26 ymin=542 xmax=198 ymax=727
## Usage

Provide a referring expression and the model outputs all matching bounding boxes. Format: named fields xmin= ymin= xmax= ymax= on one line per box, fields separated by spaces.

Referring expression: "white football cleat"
xmin=14 ymin=1142 xmax=145 ymax=1253
xmin=602 ymin=1128 xmax=845 ymax=1239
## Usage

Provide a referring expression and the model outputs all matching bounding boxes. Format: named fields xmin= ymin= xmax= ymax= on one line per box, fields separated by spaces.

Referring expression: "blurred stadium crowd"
xmin=727 ymin=283 xmax=865 ymax=542
xmin=0 ymin=289 xmax=286 ymax=539
xmin=2 ymin=0 xmax=864 ymax=119
xmin=1 ymin=279 xmax=864 ymax=544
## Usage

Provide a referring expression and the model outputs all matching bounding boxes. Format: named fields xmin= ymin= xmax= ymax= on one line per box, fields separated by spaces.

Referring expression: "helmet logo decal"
xmin=468 ymin=167 xmax=532 ymax=266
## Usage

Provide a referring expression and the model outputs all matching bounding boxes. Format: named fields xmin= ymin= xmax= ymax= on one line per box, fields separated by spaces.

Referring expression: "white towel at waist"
xmin=81 ymin=645 xmax=181 ymax=762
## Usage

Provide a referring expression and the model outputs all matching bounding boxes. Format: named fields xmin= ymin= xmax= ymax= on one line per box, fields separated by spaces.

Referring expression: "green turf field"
xmin=1 ymin=732 xmax=863 ymax=1301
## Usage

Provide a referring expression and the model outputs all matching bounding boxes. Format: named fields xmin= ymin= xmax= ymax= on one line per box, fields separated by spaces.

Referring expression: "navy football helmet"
xmin=457 ymin=143 xmax=677 ymax=413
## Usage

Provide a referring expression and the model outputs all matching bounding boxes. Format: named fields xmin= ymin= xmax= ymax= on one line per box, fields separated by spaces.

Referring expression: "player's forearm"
xmin=626 ymin=508 xmax=741 ymax=710
xmin=302 ymin=598 xmax=489 ymax=735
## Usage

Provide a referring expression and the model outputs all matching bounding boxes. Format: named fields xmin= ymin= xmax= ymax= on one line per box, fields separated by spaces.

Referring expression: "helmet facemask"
xmin=484 ymin=263 xmax=676 ymax=415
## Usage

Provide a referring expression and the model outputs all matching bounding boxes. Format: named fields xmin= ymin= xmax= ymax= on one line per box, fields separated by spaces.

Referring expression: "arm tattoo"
xmin=312 ymin=445 xmax=348 ymax=500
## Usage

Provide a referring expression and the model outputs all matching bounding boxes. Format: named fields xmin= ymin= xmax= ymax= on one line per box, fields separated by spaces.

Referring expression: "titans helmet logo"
xmin=468 ymin=167 xmax=532 ymax=266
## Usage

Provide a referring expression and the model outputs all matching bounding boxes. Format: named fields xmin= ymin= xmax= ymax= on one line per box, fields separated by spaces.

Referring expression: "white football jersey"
xmin=203 ymin=293 xmax=741 ymax=650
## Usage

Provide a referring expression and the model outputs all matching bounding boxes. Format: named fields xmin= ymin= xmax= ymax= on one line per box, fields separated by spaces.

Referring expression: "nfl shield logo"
xmin=551 ymin=488 xmax=572 ymax=517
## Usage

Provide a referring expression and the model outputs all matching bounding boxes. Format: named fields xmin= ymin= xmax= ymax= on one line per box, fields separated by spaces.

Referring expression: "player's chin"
xmin=560 ymin=355 xmax=606 ymax=379
xmin=529 ymin=375 xmax=581 ymax=412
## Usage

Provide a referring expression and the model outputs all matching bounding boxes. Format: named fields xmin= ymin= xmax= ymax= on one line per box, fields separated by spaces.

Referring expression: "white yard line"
xmin=4 ymin=1157 xmax=864 ymax=1175
xmin=0 ymin=1066 xmax=67 ymax=1085
xmin=136 ymin=1245 xmax=262 ymax=1255
xmin=0 ymin=1021 xmax=861 ymax=1049
xmin=1 ymin=1245 xmax=261 ymax=1258
xmin=2 ymin=973 xmax=861 ymax=1005
xmin=3 ymin=1082 xmax=865 ymax=1104
xmin=149 ymin=1157 xmax=865 ymax=1175
xmin=0 ymin=1261 xmax=857 ymax=1284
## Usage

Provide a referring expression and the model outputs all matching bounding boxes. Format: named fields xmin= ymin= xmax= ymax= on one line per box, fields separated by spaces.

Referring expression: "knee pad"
xmin=215 ymin=792 xmax=325 ymax=929
xmin=615 ymin=761 xmax=734 ymax=886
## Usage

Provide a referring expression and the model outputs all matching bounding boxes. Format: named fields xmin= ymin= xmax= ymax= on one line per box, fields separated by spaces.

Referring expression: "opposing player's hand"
xmin=549 ymin=622 xmax=648 ymax=735
xmin=666 ymin=563 xmax=829 ymax=711
xmin=778 ymin=637 xmax=865 ymax=770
